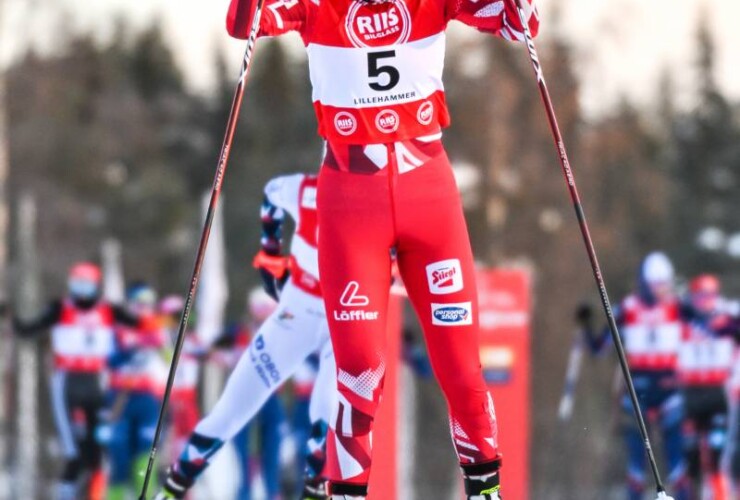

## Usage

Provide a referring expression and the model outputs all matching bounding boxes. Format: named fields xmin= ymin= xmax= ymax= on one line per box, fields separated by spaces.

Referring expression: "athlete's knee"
xmin=668 ymin=466 xmax=691 ymax=499
xmin=436 ymin=364 xmax=487 ymax=412
xmin=660 ymin=393 xmax=684 ymax=429
xmin=305 ymin=420 xmax=329 ymax=480
xmin=708 ymin=413 xmax=728 ymax=452
xmin=627 ymin=467 xmax=646 ymax=496
xmin=176 ymin=432 xmax=225 ymax=481
xmin=334 ymin=343 xmax=382 ymax=376
xmin=106 ymin=426 xmax=129 ymax=460
xmin=335 ymin=361 xmax=386 ymax=423
xmin=137 ymin=424 xmax=157 ymax=455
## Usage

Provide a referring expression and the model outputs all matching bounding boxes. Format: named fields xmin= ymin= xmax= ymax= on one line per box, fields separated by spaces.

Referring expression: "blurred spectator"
xmin=679 ymin=274 xmax=739 ymax=498
xmin=104 ymin=282 xmax=169 ymax=500
xmin=577 ymin=253 xmax=691 ymax=500
xmin=13 ymin=262 xmax=138 ymax=500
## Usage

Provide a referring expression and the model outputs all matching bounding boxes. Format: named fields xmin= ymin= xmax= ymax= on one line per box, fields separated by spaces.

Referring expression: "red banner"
xmin=476 ymin=268 xmax=532 ymax=500
xmin=367 ymin=269 xmax=530 ymax=499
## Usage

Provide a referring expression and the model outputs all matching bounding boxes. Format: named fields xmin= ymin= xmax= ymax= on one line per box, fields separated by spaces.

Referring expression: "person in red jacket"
xmin=13 ymin=262 xmax=139 ymax=500
xmin=679 ymin=275 xmax=739 ymax=499
xmin=225 ymin=1 xmax=538 ymax=499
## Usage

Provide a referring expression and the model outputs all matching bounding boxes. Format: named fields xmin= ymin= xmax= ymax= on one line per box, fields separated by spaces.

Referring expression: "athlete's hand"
xmin=253 ymin=250 xmax=289 ymax=278
xmin=252 ymin=250 xmax=291 ymax=301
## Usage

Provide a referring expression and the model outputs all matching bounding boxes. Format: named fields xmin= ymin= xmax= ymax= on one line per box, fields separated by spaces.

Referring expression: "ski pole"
xmin=512 ymin=2 xmax=672 ymax=498
xmin=137 ymin=1 xmax=266 ymax=497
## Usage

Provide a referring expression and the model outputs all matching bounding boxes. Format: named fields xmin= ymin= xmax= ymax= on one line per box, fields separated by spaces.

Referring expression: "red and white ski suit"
xmin=227 ymin=0 xmax=539 ymax=491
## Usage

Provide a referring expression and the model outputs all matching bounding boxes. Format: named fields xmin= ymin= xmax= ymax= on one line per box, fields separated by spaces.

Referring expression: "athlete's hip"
xmin=322 ymin=136 xmax=447 ymax=176
xmin=278 ymin=281 xmax=326 ymax=317
xmin=318 ymin=141 xmax=461 ymax=207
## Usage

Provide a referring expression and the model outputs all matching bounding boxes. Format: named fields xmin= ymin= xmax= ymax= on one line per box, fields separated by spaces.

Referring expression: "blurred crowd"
xmin=11 ymin=250 xmax=740 ymax=500
xmin=576 ymin=252 xmax=740 ymax=500
xmin=12 ymin=261 xmax=320 ymax=500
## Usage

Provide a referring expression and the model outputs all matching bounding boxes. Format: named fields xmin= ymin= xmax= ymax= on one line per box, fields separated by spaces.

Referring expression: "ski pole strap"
xmin=162 ymin=466 xmax=195 ymax=499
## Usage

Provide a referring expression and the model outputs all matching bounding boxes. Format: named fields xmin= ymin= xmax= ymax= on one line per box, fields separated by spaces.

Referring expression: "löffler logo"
xmin=376 ymin=109 xmax=400 ymax=134
xmin=335 ymin=281 xmax=379 ymax=321
xmin=432 ymin=302 xmax=473 ymax=326
xmin=335 ymin=111 xmax=358 ymax=136
xmin=340 ymin=281 xmax=369 ymax=306
xmin=345 ymin=0 xmax=412 ymax=48
xmin=426 ymin=259 xmax=463 ymax=295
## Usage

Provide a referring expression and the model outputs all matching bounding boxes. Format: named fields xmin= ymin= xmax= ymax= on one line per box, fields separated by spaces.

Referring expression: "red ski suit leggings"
xmin=317 ymin=138 xmax=499 ymax=488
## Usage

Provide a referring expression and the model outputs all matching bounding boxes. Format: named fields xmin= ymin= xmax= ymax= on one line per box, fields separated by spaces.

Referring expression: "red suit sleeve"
xmin=227 ymin=0 xmax=307 ymax=39
xmin=448 ymin=0 xmax=539 ymax=41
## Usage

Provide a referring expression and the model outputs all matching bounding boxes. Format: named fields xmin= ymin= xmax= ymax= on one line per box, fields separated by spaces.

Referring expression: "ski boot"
xmin=153 ymin=467 xmax=193 ymax=500
xmin=462 ymin=458 xmax=502 ymax=500
xmin=328 ymin=481 xmax=367 ymax=500
xmin=302 ymin=476 xmax=328 ymax=499
xmin=54 ymin=481 xmax=77 ymax=500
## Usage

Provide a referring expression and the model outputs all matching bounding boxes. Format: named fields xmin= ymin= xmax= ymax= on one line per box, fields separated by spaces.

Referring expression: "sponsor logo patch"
xmin=417 ymin=101 xmax=434 ymax=126
xmin=278 ymin=310 xmax=295 ymax=322
xmin=375 ymin=109 xmax=400 ymax=134
xmin=432 ymin=302 xmax=473 ymax=326
xmin=335 ymin=281 xmax=379 ymax=321
xmin=345 ymin=0 xmax=412 ymax=48
xmin=333 ymin=310 xmax=380 ymax=322
xmin=340 ymin=281 xmax=369 ymax=307
xmin=301 ymin=186 xmax=317 ymax=209
xmin=426 ymin=259 xmax=463 ymax=295
xmin=250 ymin=335 xmax=281 ymax=386
xmin=335 ymin=111 xmax=358 ymax=136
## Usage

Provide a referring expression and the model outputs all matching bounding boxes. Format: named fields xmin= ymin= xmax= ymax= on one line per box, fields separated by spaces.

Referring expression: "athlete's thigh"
xmin=317 ymin=167 xmax=394 ymax=372
xmin=396 ymin=184 xmax=481 ymax=375
xmin=50 ymin=372 xmax=79 ymax=458
xmin=135 ymin=393 xmax=161 ymax=454
xmin=252 ymin=284 xmax=328 ymax=383
xmin=108 ymin=404 xmax=133 ymax=475
xmin=621 ymin=398 xmax=649 ymax=466
xmin=195 ymin=287 xmax=325 ymax=439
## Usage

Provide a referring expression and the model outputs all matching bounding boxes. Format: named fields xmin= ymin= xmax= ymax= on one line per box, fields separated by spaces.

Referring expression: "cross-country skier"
xmin=577 ymin=252 xmax=691 ymax=500
xmin=156 ymin=173 xmax=337 ymax=500
xmin=159 ymin=295 xmax=207 ymax=473
xmin=729 ymin=331 xmax=740 ymax=495
xmin=679 ymin=274 xmax=739 ymax=498
xmin=226 ymin=2 xmax=538 ymax=499
xmin=12 ymin=262 xmax=139 ymax=500
xmin=105 ymin=282 xmax=170 ymax=500
xmin=216 ymin=288 xmax=289 ymax=500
